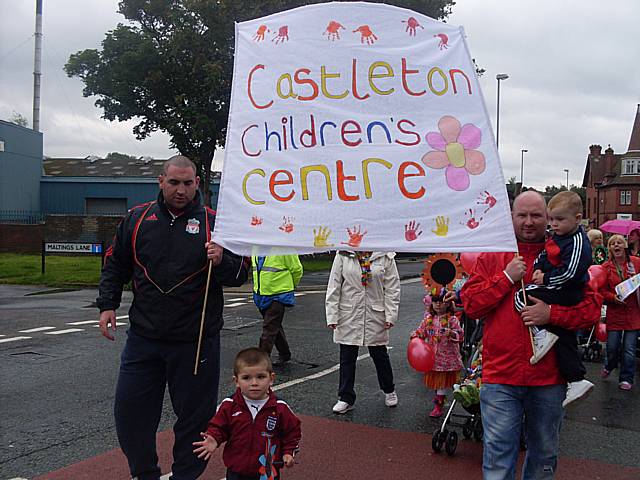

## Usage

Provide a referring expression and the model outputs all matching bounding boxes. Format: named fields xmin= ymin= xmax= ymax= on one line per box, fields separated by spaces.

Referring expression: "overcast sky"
xmin=1 ymin=1 xmax=639 ymax=189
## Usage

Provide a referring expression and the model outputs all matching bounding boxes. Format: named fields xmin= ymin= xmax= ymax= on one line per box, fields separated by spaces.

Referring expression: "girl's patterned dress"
xmin=412 ymin=309 xmax=464 ymax=389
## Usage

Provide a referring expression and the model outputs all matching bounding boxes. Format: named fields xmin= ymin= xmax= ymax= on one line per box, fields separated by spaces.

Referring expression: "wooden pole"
xmin=515 ymin=250 xmax=536 ymax=353
xmin=194 ymin=261 xmax=214 ymax=375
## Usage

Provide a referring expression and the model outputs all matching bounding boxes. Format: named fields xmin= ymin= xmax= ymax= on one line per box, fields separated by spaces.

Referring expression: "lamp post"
xmin=564 ymin=169 xmax=569 ymax=190
xmin=496 ymin=73 xmax=509 ymax=150
xmin=520 ymin=149 xmax=528 ymax=185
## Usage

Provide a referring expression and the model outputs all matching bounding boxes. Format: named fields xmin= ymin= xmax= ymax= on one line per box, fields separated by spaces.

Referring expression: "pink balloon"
xmin=595 ymin=322 xmax=607 ymax=343
xmin=460 ymin=252 xmax=481 ymax=273
xmin=588 ymin=265 xmax=607 ymax=290
xmin=407 ymin=337 xmax=436 ymax=373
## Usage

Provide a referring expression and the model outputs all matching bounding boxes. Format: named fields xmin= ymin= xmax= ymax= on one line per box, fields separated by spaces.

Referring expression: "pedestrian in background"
xmin=98 ymin=155 xmax=248 ymax=480
xmin=600 ymin=234 xmax=640 ymax=390
xmin=326 ymin=251 xmax=401 ymax=414
xmin=252 ymin=254 xmax=303 ymax=364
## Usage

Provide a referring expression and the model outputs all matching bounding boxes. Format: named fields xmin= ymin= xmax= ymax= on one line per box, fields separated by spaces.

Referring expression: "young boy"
xmin=514 ymin=191 xmax=594 ymax=407
xmin=193 ymin=348 xmax=301 ymax=480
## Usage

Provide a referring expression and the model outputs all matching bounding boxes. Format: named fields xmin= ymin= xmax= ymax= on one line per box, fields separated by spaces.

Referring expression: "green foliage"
xmin=65 ymin=0 xmax=455 ymax=202
xmin=8 ymin=111 xmax=29 ymax=127
xmin=106 ymin=152 xmax=138 ymax=161
xmin=544 ymin=184 xmax=587 ymax=207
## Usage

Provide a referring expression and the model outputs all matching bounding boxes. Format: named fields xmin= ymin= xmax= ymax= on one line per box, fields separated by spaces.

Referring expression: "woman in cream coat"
xmin=326 ymin=251 xmax=401 ymax=414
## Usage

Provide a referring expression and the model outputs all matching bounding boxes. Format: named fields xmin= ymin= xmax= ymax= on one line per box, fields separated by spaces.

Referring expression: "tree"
xmin=64 ymin=0 xmax=455 ymax=203
xmin=9 ymin=111 xmax=29 ymax=128
xmin=106 ymin=152 xmax=138 ymax=162
xmin=543 ymin=184 xmax=587 ymax=212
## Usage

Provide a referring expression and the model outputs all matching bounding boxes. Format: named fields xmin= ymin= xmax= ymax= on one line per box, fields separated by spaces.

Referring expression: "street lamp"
xmin=496 ymin=73 xmax=509 ymax=150
xmin=520 ymin=149 xmax=528 ymax=185
xmin=564 ymin=169 xmax=569 ymax=190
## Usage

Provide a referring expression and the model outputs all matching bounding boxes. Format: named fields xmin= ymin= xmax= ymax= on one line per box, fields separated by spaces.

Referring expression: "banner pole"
xmin=194 ymin=261 xmax=214 ymax=376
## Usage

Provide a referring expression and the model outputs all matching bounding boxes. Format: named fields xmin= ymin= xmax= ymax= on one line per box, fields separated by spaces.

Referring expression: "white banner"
xmin=214 ymin=1 xmax=517 ymax=256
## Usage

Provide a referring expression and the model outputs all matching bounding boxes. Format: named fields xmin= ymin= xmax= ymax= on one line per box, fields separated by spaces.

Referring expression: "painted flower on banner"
xmin=422 ymin=116 xmax=485 ymax=192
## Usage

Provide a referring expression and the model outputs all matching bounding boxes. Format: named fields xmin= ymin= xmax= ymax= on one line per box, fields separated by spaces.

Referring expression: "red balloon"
xmin=595 ymin=322 xmax=607 ymax=343
xmin=460 ymin=252 xmax=481 ymax=273
xmin=407 ymin=337 xmax=436 ymax=372
xmin=588 ymin=265 xmax=607 ymax=290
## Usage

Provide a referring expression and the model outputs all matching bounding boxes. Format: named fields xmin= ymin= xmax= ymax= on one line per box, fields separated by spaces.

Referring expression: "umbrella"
xmin=599 ymin=219 xmax=640 ymax=236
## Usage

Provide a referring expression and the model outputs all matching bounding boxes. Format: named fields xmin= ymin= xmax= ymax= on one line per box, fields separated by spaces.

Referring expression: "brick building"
xmin=583 ymin=104 xmax=640 ymax=227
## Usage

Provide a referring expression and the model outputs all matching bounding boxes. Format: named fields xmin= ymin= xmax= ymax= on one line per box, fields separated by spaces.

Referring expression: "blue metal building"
xmin=0 ymin=120 xmax=43 ymax=219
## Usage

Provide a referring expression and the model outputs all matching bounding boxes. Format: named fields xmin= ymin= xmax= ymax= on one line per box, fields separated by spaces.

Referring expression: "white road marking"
xmin=19 ymin=326 xmax=56 ymax=333
xmin=66 ymin=320 xmax=99 ymax=325
xmin=91 ymin=323 xmax=126 ymax=327
xmin=294 ymin=292 xmax=306 ymax=297
xmin=116 ymin=315 xmax=129 ymax=320
xmin=225 ymin=302 xmax=246 ymax=308
xmin=45 ymin=329 xmax=84 ymax=335
xmin=226 ymin=297 xmax=246 ymax=302
xmin=0 ymin=336 xmax=32 ymax=343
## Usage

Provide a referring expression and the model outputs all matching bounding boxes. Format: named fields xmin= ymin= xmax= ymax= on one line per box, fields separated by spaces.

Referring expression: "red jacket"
xmin=601 ymin=257 xmax=640 ymax=331
xmin=460 ymin=242 xmax=602 ymax=386
xmin=206 ymin=388 xmax=301 ymax=476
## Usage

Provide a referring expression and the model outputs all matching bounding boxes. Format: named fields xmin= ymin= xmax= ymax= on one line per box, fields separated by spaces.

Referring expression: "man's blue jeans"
xmin=480 ymin=383 xmax=565 ymax=480
xmin=605 ymin=329 xmax=639 ymax=384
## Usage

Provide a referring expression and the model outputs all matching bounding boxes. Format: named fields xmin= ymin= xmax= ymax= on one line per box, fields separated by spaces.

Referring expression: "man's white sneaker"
xmin=562 ymin=380 xmax=594 ymax=408
xmin=385 ymin=391 xmax=398 ymax=407
xmin=529 ymin=329 xmax=559 ymax=364
xmin=332 ymin=400 xmax=353 ymax=414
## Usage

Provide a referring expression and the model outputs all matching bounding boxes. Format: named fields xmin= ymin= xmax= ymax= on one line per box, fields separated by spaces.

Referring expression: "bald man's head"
xmin=163 ymin=155 xmax=197 ymax=175
xmin=512 ymin=191 xmax=548 ymax=243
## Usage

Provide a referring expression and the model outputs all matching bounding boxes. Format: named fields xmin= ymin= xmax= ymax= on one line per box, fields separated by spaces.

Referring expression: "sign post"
xmin=41 ymin=242 xmax=104 ymax=274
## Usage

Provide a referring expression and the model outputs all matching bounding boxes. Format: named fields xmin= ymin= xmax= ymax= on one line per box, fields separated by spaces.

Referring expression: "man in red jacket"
xmin=460 ymin=191 xmax=601 ymax=480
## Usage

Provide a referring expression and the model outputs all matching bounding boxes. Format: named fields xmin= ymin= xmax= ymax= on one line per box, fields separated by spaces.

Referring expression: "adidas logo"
xmin=145 ymin=213 xmax=158 ymax=221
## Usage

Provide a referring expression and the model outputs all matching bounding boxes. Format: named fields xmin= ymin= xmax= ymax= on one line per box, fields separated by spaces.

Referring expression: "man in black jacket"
xmin=97 ymin=155 xmax=248 ymax=480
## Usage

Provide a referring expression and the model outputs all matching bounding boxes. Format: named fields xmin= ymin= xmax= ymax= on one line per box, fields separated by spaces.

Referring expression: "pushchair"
xmin=431 ymin=319 xmax=527 ymax=456
xmin=578 ymin=323 xmax=603 ymax=362
xmin=431 ymin=321 xmax=483 ymax=456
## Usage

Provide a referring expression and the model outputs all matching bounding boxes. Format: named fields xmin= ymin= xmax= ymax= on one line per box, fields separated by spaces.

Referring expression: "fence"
xmin=0 ymin=210 xmax=44 ymax=224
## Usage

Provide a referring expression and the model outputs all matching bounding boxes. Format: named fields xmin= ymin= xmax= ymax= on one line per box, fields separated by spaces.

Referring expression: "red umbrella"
xmin=599 ymin=219 xmax=640 ymax=236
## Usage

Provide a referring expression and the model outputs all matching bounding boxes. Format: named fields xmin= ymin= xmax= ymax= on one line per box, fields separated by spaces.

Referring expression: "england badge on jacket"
xmin=186 ymin=218 xmax=200 ymax=234
xmin=266 ymin=415 xmax=277 ymax=431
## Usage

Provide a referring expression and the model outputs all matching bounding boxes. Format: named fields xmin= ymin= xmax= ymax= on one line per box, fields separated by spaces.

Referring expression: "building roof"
xmin=42 ymin=156 xmax=165 ymax=177
xmin=42 ymin=156 xmax=222 ymax=180
xmin=629 ymin=104 xmax=640 ymax=152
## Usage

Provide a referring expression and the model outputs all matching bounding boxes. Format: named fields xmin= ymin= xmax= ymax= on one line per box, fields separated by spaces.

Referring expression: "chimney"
xmin=628 ymin=104 xmax=640 ymax=152
xmin=589 ymin=144 xmax=602 ymax=158
xmin=604 ymin=144 xmax=615 ymax=174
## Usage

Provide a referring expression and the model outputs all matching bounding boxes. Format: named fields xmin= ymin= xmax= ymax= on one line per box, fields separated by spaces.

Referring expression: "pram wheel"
xmin=473 ymin=419 xmax=483 ymax=441
xmin=432 ymin=428 xmax=447 ymax=453
xmin=462 ymin=418 xmax=473 ymax=439
xmin=445 ymin=430 xmax=458 ymax=456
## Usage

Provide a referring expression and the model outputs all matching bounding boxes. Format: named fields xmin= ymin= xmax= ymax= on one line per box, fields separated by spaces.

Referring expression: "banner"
xmin=214 ymin=2 xmax=517 ymax=255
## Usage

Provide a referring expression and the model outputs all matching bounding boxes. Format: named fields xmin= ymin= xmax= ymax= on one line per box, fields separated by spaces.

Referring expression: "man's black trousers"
xmin=114 ymin=329 xmax=220 ymax=480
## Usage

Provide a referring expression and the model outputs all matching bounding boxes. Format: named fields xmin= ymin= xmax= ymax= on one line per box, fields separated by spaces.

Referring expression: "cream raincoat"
xmin=325 ymin=251 xmax=401 ymax=346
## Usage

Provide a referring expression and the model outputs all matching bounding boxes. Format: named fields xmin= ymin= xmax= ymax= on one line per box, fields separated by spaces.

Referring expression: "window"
xmin=620 ymin=190 xmax=631 ymax=205
xmin=622 ymin=158 xmax=640 ymax=175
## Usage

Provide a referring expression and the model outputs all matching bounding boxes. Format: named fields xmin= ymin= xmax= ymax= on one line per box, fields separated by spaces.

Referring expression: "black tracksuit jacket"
xmin=97 ymin=191 xmax=248 ymax=342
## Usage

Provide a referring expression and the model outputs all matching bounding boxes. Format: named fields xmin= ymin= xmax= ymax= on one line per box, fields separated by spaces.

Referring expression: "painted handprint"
xmin=353 ymin=25 xmax=378 ymax=45
xmin=253 ymin=25 xmax=270 ymax=42
xmin=250 ymin=215 xmax=263 ymax=226
xmin=341 ymin=225 xmax=368 ymax=248
xmin=434 ymin=33 xmax=449 ymax=50
xmin=313 ymin=226 xmax=334 ymax=248
xmin=278 ymin=216 xmax=294 ymax=233
xmin=323 ymin=20 xmax=345 ymax=41
xmin=404 ymin=220 xmax=423 ymax=242
xmin=477 ymin=191 xmax=497 ymax=213
xmin=402 ymin=17 xmax=423 ymax=36
xmin=272 ymin=25 xmax=289 ymax=44
xmin=462 ymin=209 xmax=483 ymax=230
xmin=431 ymin=216 xmax=449 ymax=237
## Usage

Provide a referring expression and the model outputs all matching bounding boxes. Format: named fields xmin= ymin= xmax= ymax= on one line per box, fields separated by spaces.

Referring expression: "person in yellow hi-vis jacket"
xmin=252 ymin=254 xmax=303 ymax=364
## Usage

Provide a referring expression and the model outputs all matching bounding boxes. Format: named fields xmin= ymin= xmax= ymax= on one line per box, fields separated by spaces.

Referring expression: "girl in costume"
xmin=411 ymin=287 xmax=464 ymax=417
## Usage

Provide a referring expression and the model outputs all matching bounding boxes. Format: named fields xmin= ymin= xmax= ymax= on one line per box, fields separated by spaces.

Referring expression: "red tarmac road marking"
xmin=34 ymin=414 xmax=640 ymax=480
